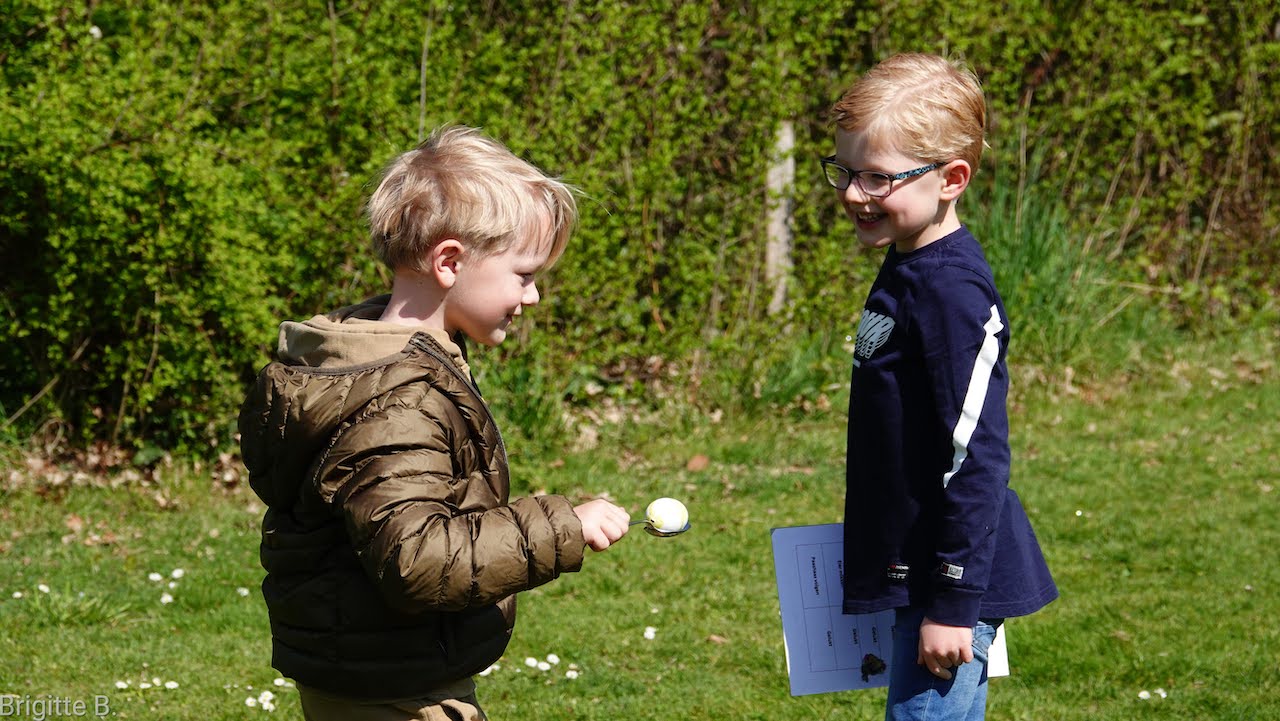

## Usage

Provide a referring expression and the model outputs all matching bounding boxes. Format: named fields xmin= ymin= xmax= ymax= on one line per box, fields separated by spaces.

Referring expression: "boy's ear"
xmin=429 ymin=239 xmax=465 ymax=289
xmin=939 ymin=160 xmax=972 ymax=201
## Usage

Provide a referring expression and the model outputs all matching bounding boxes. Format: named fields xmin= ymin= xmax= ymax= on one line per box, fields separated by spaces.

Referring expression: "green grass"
xmin=1 ymin=329 xmax=1277 ymax=720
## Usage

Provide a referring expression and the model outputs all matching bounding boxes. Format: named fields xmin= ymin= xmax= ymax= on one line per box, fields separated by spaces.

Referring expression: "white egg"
xmin=645 ymin=497 xmax=688 ymax=532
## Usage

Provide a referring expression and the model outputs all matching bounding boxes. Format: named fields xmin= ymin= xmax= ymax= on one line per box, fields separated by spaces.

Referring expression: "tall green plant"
xmin=964 ymin=157 xmax=1119 ymax=370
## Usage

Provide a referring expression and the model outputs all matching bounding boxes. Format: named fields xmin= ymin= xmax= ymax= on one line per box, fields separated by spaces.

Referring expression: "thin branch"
xmin=1089 ymin=279 xmax=1182 ymax=295
xmin=3 ymin=337 xmax=92 ymax=429
xmin=112 ymin=292 xmax=163 ymax=445
xmin=1112 ymin=170 xmax=1150 ymax=262
xmin=1192 ymin=176 xmax=1227 ymax=283
xmin=1093 ymin=293 xmax=1137 ymax=329
xmin=419 ymin=12 xmax=433 ymax=143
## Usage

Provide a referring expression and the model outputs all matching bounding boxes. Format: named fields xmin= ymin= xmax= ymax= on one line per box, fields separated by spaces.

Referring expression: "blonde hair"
xmin=366 ymin=125 xmax=577 ymax=271
xmin=831 ymin=53 xmax=987 ymax=169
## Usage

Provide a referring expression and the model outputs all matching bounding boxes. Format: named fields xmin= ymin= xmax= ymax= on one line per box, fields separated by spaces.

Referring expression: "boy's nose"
xmin=523 ymin=283 xmax=540 ymax=306
xmin=842 ymin=181 xmax=872 ymax=204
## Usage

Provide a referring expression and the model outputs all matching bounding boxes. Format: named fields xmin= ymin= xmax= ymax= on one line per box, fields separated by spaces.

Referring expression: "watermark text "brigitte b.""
xmin=0 ymin=695 xmax=111 ymax=720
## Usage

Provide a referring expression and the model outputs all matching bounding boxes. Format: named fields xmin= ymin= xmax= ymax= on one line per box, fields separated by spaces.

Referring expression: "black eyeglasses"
xmin=820 ymin=156 xmax=944 ymax=198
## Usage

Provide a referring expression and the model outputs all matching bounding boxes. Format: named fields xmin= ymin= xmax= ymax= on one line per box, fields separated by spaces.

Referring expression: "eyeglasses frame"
xmin=820 ymin=156 xmax=946 ymax=198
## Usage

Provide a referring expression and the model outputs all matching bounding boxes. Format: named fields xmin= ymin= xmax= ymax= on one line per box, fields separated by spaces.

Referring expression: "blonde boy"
xmin=825 ymin=55 xmax=1057 ymax=720
xmin=239 ymin=125 xmax=630 ymax=720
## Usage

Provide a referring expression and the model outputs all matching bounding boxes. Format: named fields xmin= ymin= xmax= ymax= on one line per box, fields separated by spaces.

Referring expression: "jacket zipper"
xmin=407 ymin=335 xmax=508 ymax=462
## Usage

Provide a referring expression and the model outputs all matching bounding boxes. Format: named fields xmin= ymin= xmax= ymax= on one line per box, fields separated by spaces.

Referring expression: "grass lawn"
xmin=1 ymin=332 xmax=1276 ymax=720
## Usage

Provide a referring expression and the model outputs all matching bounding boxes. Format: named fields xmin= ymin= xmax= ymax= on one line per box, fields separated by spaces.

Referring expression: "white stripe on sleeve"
xmin=942 ymin=305 xmax=1004 ymax=489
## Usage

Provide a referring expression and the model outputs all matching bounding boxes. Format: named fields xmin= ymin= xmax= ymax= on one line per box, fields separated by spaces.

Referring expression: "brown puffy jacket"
xmin=238 ymin=329 xmax=585 ymax=701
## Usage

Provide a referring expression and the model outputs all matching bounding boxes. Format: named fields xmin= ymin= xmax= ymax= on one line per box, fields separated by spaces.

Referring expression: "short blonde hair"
xmin=831 ymin=53 xmax=987 ymax=169
xmin=366 ymin=125 xmax=577 ymax=271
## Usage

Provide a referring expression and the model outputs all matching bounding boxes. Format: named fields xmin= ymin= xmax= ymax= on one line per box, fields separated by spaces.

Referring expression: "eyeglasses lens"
xmin=859 ymin=173 xmax=892 ymax=197
xmin=824 ymin=163 xmax=850 ymax=190
xmin=824 ymin=160 xmax=895 ymax=198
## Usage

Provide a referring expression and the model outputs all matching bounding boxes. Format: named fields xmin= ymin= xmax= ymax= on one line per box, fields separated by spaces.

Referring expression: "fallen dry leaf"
xmin=64 ymin=514 xmax=85 ymax=534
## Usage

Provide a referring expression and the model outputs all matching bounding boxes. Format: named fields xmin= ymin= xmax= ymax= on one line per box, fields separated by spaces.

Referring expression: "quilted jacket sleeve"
xmin=313 ymin=400 xmax=586 ymax=614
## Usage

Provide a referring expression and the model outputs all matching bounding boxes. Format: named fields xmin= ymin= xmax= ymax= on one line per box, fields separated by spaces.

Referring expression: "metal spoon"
xmin=629 ymin=519 xmax=692 ymax=537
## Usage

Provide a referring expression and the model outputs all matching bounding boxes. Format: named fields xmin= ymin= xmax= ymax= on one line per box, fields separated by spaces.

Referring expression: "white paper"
xmin=771 ymin=523 xmax=1008 ymax=696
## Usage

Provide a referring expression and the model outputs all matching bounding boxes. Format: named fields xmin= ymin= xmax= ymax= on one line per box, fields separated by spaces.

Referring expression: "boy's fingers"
xmin=602 ymin=517 xmax=627 ymax=542
xmin=610 ymin=505 xmax=631 ymax=526
xmin=918 ymin=648 xmax=956 ymax=680
xmin=583 ymin=528 xmax=611 ymax=551
xmin=919 ymin=654 xmax=954 ymax=680
xmin=574 ymin=500 xmax=632 ymax=551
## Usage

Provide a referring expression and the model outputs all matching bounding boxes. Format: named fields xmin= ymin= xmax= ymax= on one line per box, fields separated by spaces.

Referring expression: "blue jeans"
xmin=885 ymin=607 xmax=1003 ymax=721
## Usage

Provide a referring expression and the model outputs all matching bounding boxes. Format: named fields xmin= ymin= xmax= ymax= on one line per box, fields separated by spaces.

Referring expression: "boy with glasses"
xmin=826 ymin=54 xmax=1057 ymax=720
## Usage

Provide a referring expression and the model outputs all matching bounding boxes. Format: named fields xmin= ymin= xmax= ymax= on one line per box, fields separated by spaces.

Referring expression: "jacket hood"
xmin=239 ymin=298 xmax=473 ymax=510
xmin=277 ymin=294 xmax=469 ymax=374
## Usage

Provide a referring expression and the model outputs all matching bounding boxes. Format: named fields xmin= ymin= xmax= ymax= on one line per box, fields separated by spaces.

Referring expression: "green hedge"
xmin=2 ymin=1 xmax=1276 ymax=452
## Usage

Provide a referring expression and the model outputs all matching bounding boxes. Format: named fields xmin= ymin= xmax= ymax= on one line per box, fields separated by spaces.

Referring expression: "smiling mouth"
xmin=856 ymin=212 xmax=885 ymax=225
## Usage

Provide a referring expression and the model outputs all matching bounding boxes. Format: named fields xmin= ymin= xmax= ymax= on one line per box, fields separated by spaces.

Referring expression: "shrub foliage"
xmin=2 ymin=1 xmax=1276 ymax=451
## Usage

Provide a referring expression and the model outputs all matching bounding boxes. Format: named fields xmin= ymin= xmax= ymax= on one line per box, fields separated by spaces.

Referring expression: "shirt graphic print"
xmin=853 ymin=309 xmax=894 ymax=367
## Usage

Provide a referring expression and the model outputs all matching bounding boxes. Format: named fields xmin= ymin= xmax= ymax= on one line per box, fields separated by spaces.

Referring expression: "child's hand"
xmin=917 ymin=617 xmax=974 ymax=680
xmin=573 ymin=499 xmax=630 ymax=551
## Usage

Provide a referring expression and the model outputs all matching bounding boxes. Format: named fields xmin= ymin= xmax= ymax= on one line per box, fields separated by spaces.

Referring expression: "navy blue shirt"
xmin=842 ymin=226 xmax=1057 ymax=627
